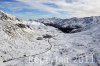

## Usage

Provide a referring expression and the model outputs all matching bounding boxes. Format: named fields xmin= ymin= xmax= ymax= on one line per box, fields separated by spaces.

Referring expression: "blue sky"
xmin=0 ymin=0 xmax=100 ymax=20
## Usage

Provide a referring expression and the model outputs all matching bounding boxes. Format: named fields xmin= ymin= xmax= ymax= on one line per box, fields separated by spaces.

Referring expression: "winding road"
xmin=3 ymin=38 xmax=53 ymax=63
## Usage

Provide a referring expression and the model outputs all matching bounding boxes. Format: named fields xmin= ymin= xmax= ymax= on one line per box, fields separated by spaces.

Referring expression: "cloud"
xmin=1 ymin=0 xmax=100 ymax=19
xmin=16 ymin=0 xmax=60 ymax=14
xmin=0 ymin=1 xmax=31 ymax=12
xmin=15 ymin=0 xmax=100 ymax=18
xmin=51 ymin=0 xmax=100 ymax=17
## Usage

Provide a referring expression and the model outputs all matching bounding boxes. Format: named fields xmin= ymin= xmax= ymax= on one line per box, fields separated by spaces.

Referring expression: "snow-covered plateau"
xmin=0 ymin=10 xmax=100 ymax=66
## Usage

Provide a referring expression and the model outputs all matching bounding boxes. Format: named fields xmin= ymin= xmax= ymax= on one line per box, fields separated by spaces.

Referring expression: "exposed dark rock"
xmin=43 ymin=23 xmax=82 ymax=33
xmin=58 ymin=25 xmax=82 ymax=33
xmin=15 ymin=23 xmax=27 ymax=28
xmin=43 ymin=34 xmax=53 ymax=39
xmin=37 ymin=37 xmax=43 ymax=40
xmin=58 ymin=64 xmax=64 ymax=66
xmin=52 ymin=61 xmax=56 ymax=66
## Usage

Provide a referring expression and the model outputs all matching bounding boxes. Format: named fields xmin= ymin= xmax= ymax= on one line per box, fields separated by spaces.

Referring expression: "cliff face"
xmin=0 ymin=10 xmax=100 ymax=66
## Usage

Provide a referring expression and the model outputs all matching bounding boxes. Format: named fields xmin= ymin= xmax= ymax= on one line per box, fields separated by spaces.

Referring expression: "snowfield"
xmin=0 ymin=10 xmax=100 ymax=66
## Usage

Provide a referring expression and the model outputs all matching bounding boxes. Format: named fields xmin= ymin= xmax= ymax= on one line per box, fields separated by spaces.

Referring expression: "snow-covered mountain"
xmin=0 ymin=10 xmax=100 ymax=66
xmin=0 ymin=10 xmax=56 ymax=66
xmin=35 ymin=16 xmax=100 ymax=33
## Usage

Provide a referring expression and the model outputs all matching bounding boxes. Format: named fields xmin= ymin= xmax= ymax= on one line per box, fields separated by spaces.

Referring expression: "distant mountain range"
xmin=34 ymin=16 xmax=100 ymax=33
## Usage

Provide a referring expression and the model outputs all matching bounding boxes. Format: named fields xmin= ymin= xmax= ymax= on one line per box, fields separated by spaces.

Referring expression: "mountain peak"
xmin=0 ymin=10 xmax=20 ymax=21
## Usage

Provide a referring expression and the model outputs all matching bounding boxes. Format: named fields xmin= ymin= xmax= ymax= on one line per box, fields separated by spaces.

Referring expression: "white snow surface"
xmin=0 ymin=10 xmax=100 ymax=66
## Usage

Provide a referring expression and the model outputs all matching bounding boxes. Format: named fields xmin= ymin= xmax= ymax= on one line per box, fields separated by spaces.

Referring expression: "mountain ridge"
xmin=35 ymin=16 xmax=100 ymax=33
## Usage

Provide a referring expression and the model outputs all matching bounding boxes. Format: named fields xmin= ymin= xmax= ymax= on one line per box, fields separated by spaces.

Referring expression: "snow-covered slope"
xmin=35 ymin=17 xmax=100 ymax=26
xmin=0 ymin=10 xmax=56 ymax=66
xmin=0 ymin=10 xmax=100 ymax=66
xmin=35 ymin=16 xmax=100 ymax=33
